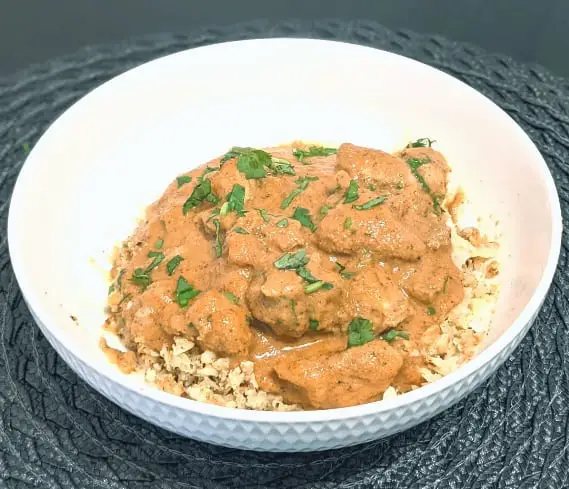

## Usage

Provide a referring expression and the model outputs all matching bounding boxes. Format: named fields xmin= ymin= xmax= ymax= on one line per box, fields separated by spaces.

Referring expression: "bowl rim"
xmin=7 ymin=37 xmax=563 ymax=423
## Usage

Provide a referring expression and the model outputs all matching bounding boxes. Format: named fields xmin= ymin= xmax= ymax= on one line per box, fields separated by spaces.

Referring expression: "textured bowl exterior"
xmin=27 ymin=301 xmax=539 ymax=451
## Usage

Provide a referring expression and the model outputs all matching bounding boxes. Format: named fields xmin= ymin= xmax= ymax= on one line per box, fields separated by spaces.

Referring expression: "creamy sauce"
xmin=106 ymin=142 xmax=464 ymax=409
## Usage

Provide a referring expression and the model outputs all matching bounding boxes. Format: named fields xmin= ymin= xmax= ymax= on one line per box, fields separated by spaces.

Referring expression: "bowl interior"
xmin=8 ymin=39 xmax=559 ymax=409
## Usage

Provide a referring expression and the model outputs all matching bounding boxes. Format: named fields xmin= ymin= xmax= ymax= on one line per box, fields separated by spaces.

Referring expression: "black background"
xmin=1 ymin=0 xmax=568 ymax=77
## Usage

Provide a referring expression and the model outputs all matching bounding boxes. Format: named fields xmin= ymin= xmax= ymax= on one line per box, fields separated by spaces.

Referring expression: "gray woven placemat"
xmin=1 ymin=19 xmax=568 ymax=489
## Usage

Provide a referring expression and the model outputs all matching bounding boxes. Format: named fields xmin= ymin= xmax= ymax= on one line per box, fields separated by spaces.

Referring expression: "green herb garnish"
xmin=22 ymin=142 xmax=31 ymax=153
xmin=130 ymin=268 xmax=152 ymax=290
xmin=406 ymin=157 xmax=443 ymax=214
xmin=334 ymin=262 xmax=354 ymax=279
xmin=319 ymin=205 xmax=330 ymax=216
xmin=304 ymin=280 xmax=333 ymax=294
xmin=281 ymin=176 xmax=319 ymax=209
xmin=220 ymin=184 xmax=246 ymax=216
xmin=268 ymin=157 xmax=296 ymax=176
xmin=198 ymin=166 xmax=218 ymax=183
xmin=276 ymin=218 xmax=289 ymax=228
xmin=176 ymin=175 xmax=192 ymax=188
xmin=108 ymin=269 xmax=125 ymax=295
xmin=234 ymin=227 xmax=249 ymax=234
xmin=212 ymin=218 xmax=222 ymax=257
xmin=382 ymin=329 xmax=410 ymax=342
xmin=409 ymin=138 xmax=435 ymax=148
xmin=427 ymin=306 xmax=436 ymax=316
xmin=146 ymin=251 xmax=165 ymax=272
xmin=222 ymin=147 xmax=296 ymax=179
xmin=166 ymin=255 xmax=184 ymax=276
xmin=274 ymin=249 xmax=309 ymax=270
xmin=154 ymin=239 xmax=164 ymax=249
xmin=291 ymin=207 xmax=316 ymax=231
xmin=292 ymin=146 xmax=337 ymax=164
xmin=344 ymin=180 xmax=359 ymax=204
xmin=296 ymin=266 xmax=319 ymax=283
xmin=223 ymin=291 xmax=239 ymax=304
xmin=183 ymin=179 xmax=213 ymax=215
xmin=257 ymin=208 xmax=270 ymax=222
xmin=309 ymin=319 xmax=319 ymax=331
xmin=442 ymin=276 xmax=449 ymax=294
xmin=353 ymin=196 xmax=387 ymax=210
xmin=174 ymin=277 xmax=201 ymax=307
xmin=347 ymin=318 xmax=375 ymax=347
xmin=344 ymin=216 xmax=352 ymax=229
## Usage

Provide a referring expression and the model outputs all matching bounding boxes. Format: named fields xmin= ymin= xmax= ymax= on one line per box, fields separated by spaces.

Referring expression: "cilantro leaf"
xmin=276 ymin=218 xmax=289 ymax=228
xmin=183 ymin=179 xmax=212 ymax=214
xmin=166 ymin=255 xmax=184 ymax=276
xmin=130 ymin=268 xmax=152 ymax=290
xmin=280 ymin=176 xmax=319 ymax=209
xmin=292 ymin=146 xmax=337 ymax=164
xmin=274 ymin=249 xmax=309 ymax=270
xmin=233 ymin=227 xmax=249 ymax=234
xmin=409 ymin=138 xmax=435 ymax=148
xmin=176 ymin=175 xmax=192 ymax=188
xmin=291 ymin=207 xmax=316 ymax=231
xmin=268 ymin=157 xmax=296 ymax=176
xmin=174 ymin=277 xmax=201 ymax=307
xmin=304 ymin=280 xmax=333 ymax=294
xmin=352 ymin=196 xmax=387 ymax=210
xmin=381 ymin=329 xmax=409 ymax=342
xmin=344 ymin=180 xmax=359 ymax=203
xmin=309 ymin=319 xmax=319 ymax=331
xmin=427 ymin=306 xmax=436 ymax=316
xmin=406 ymin=157 xmax=443 ymax=214
xmin=344 ymin=216 xmax=352 ymax=229
xmin=296 ymin=266 xmax=319 ymax=283
xmin=347 ymin=318 xmax=375 ymax=347
xmin=257 ymin=208 xmax=270 ymax=222
xmin=222 ymin=147 xmax=271 ymax=179
xmin=146 ymin=251 xmax=165 ymax=272
xmin=220 ymin=184 xmax=246 ymax=216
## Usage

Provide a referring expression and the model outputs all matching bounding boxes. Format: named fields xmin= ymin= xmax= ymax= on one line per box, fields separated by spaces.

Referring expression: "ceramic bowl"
xmin=8 ymin=39 xmax=562 ymax=452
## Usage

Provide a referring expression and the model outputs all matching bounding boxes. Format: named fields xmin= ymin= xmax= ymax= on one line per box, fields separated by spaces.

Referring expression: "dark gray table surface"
xmin=1 ymin=0 xmax=569 ymax=78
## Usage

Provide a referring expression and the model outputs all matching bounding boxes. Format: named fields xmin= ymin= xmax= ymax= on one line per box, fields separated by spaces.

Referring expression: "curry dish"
xmin=103 ymin=141 xmax=500 ymax=410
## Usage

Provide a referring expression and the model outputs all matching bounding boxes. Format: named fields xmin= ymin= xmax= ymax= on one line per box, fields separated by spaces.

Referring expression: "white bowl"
xmin=8 ymin=39 xmax=562 ymax=452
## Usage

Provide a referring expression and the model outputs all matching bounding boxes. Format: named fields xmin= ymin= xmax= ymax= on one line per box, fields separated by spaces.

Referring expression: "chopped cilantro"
xmin=268 ymin=157 xmax=296 ymax=176
xmin=130 ymin=268 xmax=152 ymax=290
xmin=234 ymin=227 xmax=249 ymax=234
xmin=174 ymin=277 xmax=201 ymax=307
xmin=344 ymin=180 xmax=359 ymax=203
xmin=176 ymin=175 xmax=192 ymax=188
xmin=442 ymin=276 xmax=449 ymax=294
xmin=427 ymin=306 xmax=436 ymax=316
xmin=281 ymin=176 xmax=319 ymax=209
xmin=154 ymin=239 xmax=164 ymax=249
xmin=274 ymin=249 xmax=309 ymax=270
xmin=220 ymin=184 xmax=246 ymax=216
xmin=108 ymin=269 xmax=125 ymax=295
xmin=292 ymin=146 xmax=337 ymax=164
xmin=198 ymin=166 xmax=218 ymax=183
xmin=183 ymin=179 xmax=213 ymax=214
xmin=409 ymin=138 xmax=435 ymax=148
xmin=166 ymin=255 xmax=184 ymax=276
xmin=406 ymin=157 xmax=443 ymax=214
xmin=146 ymin=251 xmax=165 ymax=272
xmin=347 ymin=318 xmax=375 ymax=347
xmin=205 ymin=193 xmax=220 ymax=205
xmin=291 ymin=207 xmax=316 ymax=231
xmin=223 ymin=291 xmax=239 ymax=304
xmin=22 ymin=142 xmax=31 ymax=153
xmin=309 ymin=319 xmax=319 ymax=331
xmin=395 ymin=182 xmax=405 ymax=190
xmin=257 ymin=208 xmax=270 ymax=222
xmin=108 ymin=284 xmax=115 ymax=295
xmin=382 ymin=329 xmax=410 ymax=342
xmin=296 ymin=266 xmax=319 ymax=283
xmin=353 ymin=196 xmax=387 ymax=210
xmin=319 ymin=205 xmax=330 ymax=216
xmin=212 ymin=218 xmax=222 ymax=257
xmin=304 ymin=280 xmax=333 ymax=294
xmin=344 ymin=216 xmax=352 ymax=229
xmin=276 ymin=218 xmax=289 ymax=228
